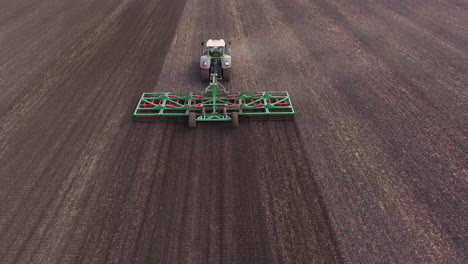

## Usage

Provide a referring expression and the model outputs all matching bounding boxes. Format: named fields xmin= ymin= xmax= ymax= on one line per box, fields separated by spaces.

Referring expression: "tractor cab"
xmin=204 ymin=39 xmax=226 ymax=57
xmin=208 ymin=46 xmax=224 ymax=57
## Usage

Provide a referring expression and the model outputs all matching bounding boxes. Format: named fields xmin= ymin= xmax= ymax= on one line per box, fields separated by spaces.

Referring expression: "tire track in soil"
xmin=126 ymin=0 xmax=342 ymax=262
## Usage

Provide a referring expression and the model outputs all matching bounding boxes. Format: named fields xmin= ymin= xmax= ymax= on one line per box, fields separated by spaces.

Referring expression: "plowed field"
xmin=1 ymin=0 xmax=466 ymax=263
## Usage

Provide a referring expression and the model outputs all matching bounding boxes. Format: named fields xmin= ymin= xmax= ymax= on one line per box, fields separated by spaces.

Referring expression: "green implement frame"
xmin=133 ymin=74 xmax=295 ymax=126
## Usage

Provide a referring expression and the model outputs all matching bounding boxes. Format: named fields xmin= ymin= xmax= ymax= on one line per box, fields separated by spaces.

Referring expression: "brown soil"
xmin=0 ymin=0 xmax=466 ymax=263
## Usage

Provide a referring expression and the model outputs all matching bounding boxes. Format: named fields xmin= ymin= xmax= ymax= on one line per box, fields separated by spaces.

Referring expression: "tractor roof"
xmin=206 ymin=39 xmax=225 ymax=47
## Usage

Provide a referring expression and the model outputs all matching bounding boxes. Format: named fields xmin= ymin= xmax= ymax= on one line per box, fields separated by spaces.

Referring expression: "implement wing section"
xmin=133 ymin=93 xmax=191 ymax=121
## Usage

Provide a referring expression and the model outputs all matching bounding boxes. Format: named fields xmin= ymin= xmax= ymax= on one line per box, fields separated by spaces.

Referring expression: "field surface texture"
xmin=0 ymin=0 xmax=467 ymax=263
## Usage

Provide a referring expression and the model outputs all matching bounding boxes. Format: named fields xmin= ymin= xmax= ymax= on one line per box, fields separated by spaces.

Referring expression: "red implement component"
xmin=194 ymin=95 xmax=203 ymax=98
xmin=277 ymin=101 xmax=290 ymax=106
xmin=140 ymin=102 xmax=153 ymax=108
xmin=192 ymin=105 xmax=203 ymax=108
xmin=228 ymin=94 xmax=236 ymax=98
xmin=165 ymin=103 xmax=176 ymax=108
xmin=228 ymin=104 xmax=237 ymax=108
xmin=253 ymin=103 xmax=265 ymax=107
xmin=253 ymin=94 xmax=262 ymax=97
xmin=168 ymin=95 xmax=177 ymax=98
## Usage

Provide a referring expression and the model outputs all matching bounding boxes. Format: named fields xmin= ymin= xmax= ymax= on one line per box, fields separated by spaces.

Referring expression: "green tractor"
xmin=133 ymin=39 xmax=295 ymax=127
xmin=200 ymin=39 xmax=232 ymax=81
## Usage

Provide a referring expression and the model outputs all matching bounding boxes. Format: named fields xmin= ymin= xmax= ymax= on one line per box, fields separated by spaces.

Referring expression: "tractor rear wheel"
xmin=201 ymin=69 xmax=210 ymax=82
xmin=223 ymin=68 xmax=232 ymax=81
xmin=189 ymin=112 xmax=197 ymax=128
xmin=232 ymin=112 xmax=239 ymax=127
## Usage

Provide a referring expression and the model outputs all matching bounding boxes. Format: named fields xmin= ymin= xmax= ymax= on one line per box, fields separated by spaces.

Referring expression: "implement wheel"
xmin=232 ymin=112 xmax=239 ymax=127
xmin=189 ymin=112 xmax=197 ymax=128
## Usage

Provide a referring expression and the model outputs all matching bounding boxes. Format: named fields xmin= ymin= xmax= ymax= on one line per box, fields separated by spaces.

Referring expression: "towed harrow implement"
xmin=133 ymin=74 xmax=294 ymax=127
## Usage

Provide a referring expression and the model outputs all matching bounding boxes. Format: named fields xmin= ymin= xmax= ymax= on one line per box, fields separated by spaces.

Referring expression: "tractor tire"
xmin=201 ymin=69 xmax=210 ymax=82
xmin=223 ymin=68 xmax=232 ymax=81
xmin=232 ymin=112 xmax=239 ymax=127
xmin=189 ymin=112 xmax=197 ymax=128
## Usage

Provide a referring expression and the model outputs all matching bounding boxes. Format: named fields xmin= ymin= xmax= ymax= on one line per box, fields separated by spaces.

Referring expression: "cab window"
xmin=209 ymin=47 xmax=224 ymax=57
